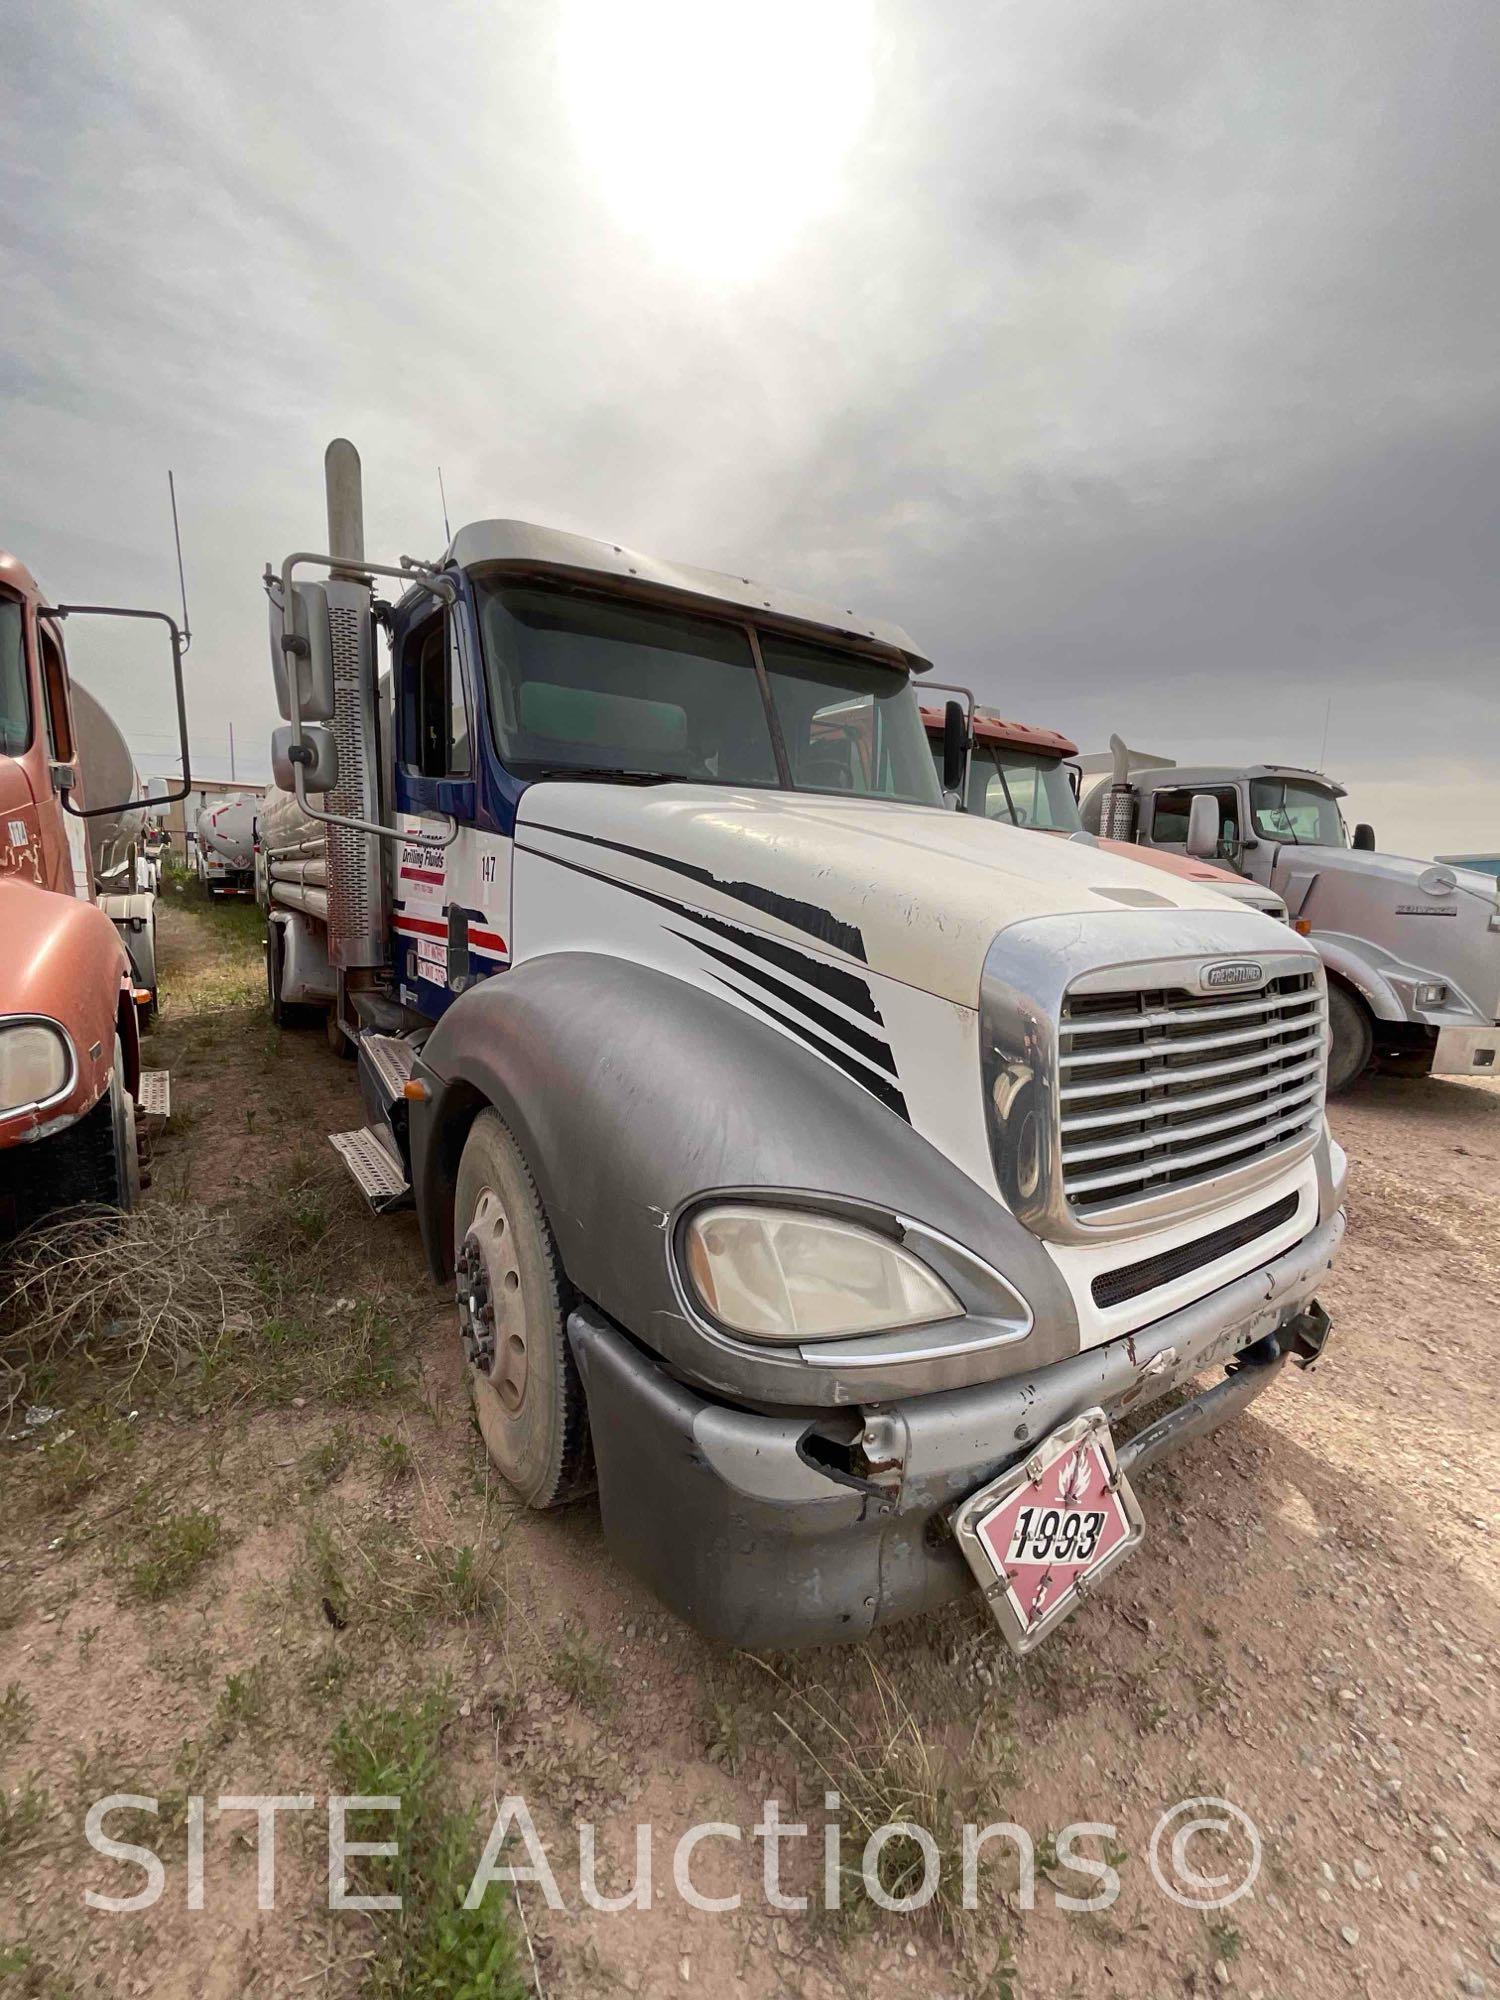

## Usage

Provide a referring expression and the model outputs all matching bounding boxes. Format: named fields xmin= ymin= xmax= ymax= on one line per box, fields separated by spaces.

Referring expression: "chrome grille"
xmin=1058 ymin=970 xmax=1326 ymax=1215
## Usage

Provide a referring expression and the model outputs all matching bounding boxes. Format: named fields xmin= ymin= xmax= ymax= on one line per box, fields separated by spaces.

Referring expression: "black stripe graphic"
xmin=705 ymin=977 xmax=911 ymax=1122
xmin=515 ymin=841 xmax=910 ymax=1122
xmin=682 ymin=906 xmax=881 ymax=1021
xmin=521 ymin=819 xmax=868 ymax=961
xmin=672 ymin=930 xmax=898 ymax=1077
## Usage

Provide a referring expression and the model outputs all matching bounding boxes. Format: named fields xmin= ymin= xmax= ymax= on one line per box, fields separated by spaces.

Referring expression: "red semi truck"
xmin=922 ymin=705 xmax=1289 ymax=922
xmin=0 ymin=549 xmax=189 ymax=1234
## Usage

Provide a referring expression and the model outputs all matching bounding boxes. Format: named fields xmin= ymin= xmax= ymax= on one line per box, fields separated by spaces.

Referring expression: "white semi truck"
xmin=261 ymin=441 xmax=1345 ymax=1653
xmin=1083 ymin=741 xmax=1500 ymax=1094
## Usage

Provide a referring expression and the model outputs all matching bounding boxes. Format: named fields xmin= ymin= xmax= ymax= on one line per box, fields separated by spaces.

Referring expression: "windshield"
xmin=929 ymin=735 xmax=1081 ymax=830
xmin=474 ymin=581 xmax=941 ymax=805
xmin=1250 ymin=778 xmax=1346 ymax=846
xmin=0 ymin=599 xmax=29 ymax=755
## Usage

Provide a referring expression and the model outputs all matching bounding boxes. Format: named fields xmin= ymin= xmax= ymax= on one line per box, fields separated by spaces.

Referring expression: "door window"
xmin=404 ymin=614 xmax=471 ymax=778
xmin=38 ymin=625 xmax=74 ymax=764
xmin=0 ymin=600 xmax=28 ymax=753
xmin=1150 ymin=786 xmax=1240 ymax=853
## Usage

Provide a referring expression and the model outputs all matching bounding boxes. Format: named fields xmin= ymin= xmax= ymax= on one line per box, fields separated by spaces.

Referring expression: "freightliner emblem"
xmin=1203 ymin=960 xmax=1263 ymax=988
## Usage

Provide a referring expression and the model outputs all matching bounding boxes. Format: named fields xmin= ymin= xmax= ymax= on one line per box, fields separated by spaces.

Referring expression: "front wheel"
xmin=1325 ymin=983 xmax=1374 ymax=1095
xmin=453 ymin=1110 xmax=591 ymax=1508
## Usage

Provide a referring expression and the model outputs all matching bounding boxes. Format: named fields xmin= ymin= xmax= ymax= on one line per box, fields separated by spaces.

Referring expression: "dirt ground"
xmin=2 ymin=886 xmax=1496 ymax=2000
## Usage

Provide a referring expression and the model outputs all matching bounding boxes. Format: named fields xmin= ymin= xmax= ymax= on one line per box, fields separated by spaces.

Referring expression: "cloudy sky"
xmin=3 ymin=0 xmax=1496 ymax=855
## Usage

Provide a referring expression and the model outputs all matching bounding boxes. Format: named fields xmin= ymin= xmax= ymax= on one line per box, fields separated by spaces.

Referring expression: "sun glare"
xmin=558 ymin=0 xmax=875 ymax=277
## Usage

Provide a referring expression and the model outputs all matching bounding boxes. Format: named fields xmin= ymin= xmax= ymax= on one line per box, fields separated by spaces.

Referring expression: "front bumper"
xmin=1432 ymin=1025 xmax=1500 ymax=1076
xmin=568 ymin=1207 xmax=1345 ymax=1648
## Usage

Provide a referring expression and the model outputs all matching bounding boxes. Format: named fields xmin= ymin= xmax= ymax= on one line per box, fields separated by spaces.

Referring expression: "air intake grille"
xmin=327 ymin=602 xmax=372 ymax=948
xmin=1091 ymin=1192 xmax=1299 ymax=1309
xmin=1059 ymin=970 xmax=1326 ymax=1216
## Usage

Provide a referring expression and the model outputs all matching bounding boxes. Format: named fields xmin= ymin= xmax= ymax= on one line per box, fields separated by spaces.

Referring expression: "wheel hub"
xmin=456 ymin=1189 xmax=528 ymax=1414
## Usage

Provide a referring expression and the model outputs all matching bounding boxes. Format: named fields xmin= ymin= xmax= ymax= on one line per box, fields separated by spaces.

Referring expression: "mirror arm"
xmin=279 ymin=550 xmax=459 ymax=849
xmin=44 ymin=601 xmax=193 ymax=816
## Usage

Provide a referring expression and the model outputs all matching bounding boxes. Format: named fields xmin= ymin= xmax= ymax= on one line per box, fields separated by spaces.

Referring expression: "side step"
xmin=358 ymin=1032 xmax=419 ymax=1107
xmin=137 ymin=1070 xmax=171 ymax=1119
xmin=329 ymin=1125 xmax=412 ymax=1213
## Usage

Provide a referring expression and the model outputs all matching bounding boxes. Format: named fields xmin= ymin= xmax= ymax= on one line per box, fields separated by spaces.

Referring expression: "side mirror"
xmin=272 ymin=721 xmax=339 ymax=795
xmin=44 ymin=603 xmax=191 ymax=816
xmin=1353 ymin=822 xmax=1375 ymax=851
xmin=268 ymin=578 xmax=336 ymax=723
xmin=941 ymin=699 xmax=970 ymax=796
xmin=1186 ymin=793 xmax=1220 ymax=859
xmin=145 ymin=774 xmax=170 ymax=801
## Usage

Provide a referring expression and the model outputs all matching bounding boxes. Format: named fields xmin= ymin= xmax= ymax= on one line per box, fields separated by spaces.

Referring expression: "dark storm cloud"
xmin=1 ymin=0 xmax=1495 ymax=848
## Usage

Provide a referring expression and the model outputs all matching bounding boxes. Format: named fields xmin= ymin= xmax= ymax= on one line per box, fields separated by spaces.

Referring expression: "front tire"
xmin=1326 ymin=983 xmax=1374 ymax=1095
xmin=453 ymin=1110 xmax=590 ymax=1508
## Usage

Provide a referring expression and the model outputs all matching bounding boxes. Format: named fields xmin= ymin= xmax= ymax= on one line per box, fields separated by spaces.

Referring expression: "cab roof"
xmin=920 ymin=705 xmax=1077 ymax=758
xmin=0 ymin=551 xmax=45 ymax=604
xmin=1132 ymin=762 xmax=1347 ymax=800
xmin=446 ymin=519 xmax=931 ymax=672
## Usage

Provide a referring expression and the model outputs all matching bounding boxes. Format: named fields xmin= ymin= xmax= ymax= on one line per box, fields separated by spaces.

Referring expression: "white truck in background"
xmin=1083 ymin=741 xmax=1500 ymax=1093
xmin=195 ymin=793 xmax=257 ymax=897
xmin=257 ymin=439 xmax=1345 ymax=1654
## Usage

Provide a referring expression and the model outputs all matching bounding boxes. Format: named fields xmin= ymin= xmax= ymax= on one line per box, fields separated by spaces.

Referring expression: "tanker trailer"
xmin=257 ymin=785 xmax=337 ymax=1029
xmin=71 ymin=679 xmax=162 ymax=1014
xmin=195 ymin=793 xmax=257 ymax=897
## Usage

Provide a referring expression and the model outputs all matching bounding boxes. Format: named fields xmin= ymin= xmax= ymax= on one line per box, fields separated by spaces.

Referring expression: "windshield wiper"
xmin=529 ymin=766 xmax=682 ymax=786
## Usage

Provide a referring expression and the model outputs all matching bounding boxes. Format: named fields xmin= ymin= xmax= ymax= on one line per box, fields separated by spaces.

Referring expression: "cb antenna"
xmin=168 ymin=469 xmax=192 ymax=654
xmin=437 ymin=465 xmax=452 ymax=547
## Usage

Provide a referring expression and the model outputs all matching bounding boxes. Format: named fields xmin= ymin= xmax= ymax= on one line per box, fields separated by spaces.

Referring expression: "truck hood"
xmin=1270 ymin=843 xmax=1500 ymax=1020
xmin=516 ymin=783 xmax=1288 ymax=1006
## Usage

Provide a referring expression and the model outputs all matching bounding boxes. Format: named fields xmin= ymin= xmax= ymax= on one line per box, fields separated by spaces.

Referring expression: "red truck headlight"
xmin=0 ymin=1021 xmax=74 ymax=1114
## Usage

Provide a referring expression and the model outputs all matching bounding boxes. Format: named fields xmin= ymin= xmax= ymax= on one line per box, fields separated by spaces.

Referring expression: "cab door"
xmin=37 ymin=619 xmax=90 ymax=899
xmin=392 ymin=603 xmax=510 ymax=1006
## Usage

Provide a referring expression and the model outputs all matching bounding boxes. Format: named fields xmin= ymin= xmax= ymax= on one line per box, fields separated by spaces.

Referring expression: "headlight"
xmin=682 ymin=1204 xmax=964 ymax=1344
xmin=0 ymin=1022 xmax=73 ymax=1113
xmin=1416 ymin=982 xmax=1448 ymax=1008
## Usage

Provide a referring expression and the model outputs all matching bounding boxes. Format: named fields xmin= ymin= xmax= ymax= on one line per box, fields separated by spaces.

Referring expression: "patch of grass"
xmin=0 ymin=1778 xmax=49 ymax=1863
xmin=303 ymin=1517 xmax=505 ymax=1637
xmin=703 ymin=1697 xmax=753 ymax=1775
xmin=330 ymin=1691 xmax=526 ymax=1999
xmin=302 ymin=1644 xmax=356 ymax=1707
xmin=760 ymin=1652 xmax=1017 ymax=1943
xmin=1207 ymin=1918 xmax=1244 ymax=1962
xmin=0 ymin=1580 xmax=26 ymax=1635
xmin=300 ymin=1426 xmax=355 ymax=1491
xmin=13 ymin=1409 xmax=140 ymax=1520
xmin=0 ymin=1682 xmax=33 ymax=1744
xmin=550 ymin=1622 xmax=614 ymax=1712
xmin=374 ymin=1431 xmax=415 ymax=1482
xmin=217 ymin=1663 xmax=273 ymax=1732
xmin=287 ymin=1186 xmax=331 ymax=1247
xmin=202 ymin=1300 xmax=405 ymax=1410
xmin=125 ymin=1510 xmax=231 ymax=1602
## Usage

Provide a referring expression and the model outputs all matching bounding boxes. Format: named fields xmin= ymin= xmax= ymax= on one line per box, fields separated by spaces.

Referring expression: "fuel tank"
xmin=72 ymin=680 xmax=144 ymax=889
xmin=195 ymin=794 xmax=259 ymax=868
